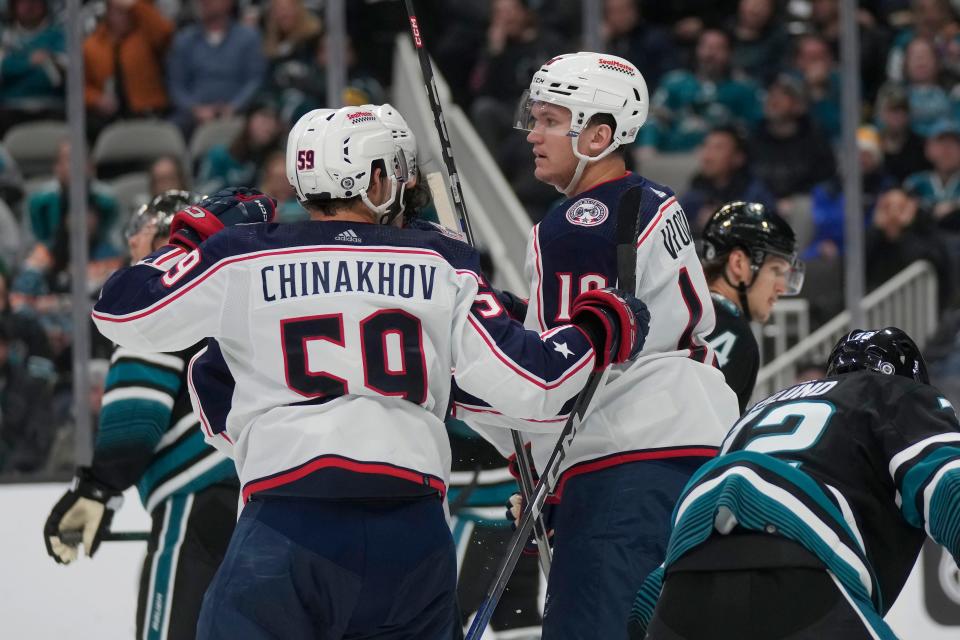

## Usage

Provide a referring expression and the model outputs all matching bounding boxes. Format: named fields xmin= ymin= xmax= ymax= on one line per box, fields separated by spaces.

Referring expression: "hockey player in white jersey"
xmin=462 ymin=52 xmax=740 ymax=638
xmin=91 ymin=105 xmax=651 ymax=640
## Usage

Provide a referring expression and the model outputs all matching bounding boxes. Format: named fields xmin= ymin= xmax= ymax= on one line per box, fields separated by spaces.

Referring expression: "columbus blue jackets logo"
xmin=565 ymin=198 xmax=608 ymax=227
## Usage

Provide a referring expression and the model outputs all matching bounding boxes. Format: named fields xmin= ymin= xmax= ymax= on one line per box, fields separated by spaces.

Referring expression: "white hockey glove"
xmin=44 ymin=468 xmax=123 ymax=564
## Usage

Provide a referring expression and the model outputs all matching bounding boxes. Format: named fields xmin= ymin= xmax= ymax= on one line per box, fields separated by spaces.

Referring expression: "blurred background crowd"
xmin=1 ymin=0 xmax=959 ymax=476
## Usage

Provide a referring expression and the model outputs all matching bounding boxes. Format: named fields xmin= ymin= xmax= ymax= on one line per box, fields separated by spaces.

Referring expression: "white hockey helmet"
xmin=515 ymin=52 xmax=649 ymax=194
xmin=372 ymin=103 xmax=418 ymax=184
xmin=286 ymin=106 xmax=410 ymax=219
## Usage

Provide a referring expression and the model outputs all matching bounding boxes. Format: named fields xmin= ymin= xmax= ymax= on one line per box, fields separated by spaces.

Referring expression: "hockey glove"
xmin=494 ymin=288 xmax=529 ymax=322
xmin=168 ymin=187 xmax=277 ymax=250
xmin=570 ymin=288 xmax=650 ymax=369
xmin=505 ymin=493 xmax=555 ymax=555
xmin=43 ymin=468 xmax=123 ymax=564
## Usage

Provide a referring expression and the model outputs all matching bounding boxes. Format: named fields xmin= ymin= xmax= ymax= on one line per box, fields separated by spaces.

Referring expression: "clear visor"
xmin=513 ymin=90 xmax=576 ymax=137
xmin=124 ymin=208 xmax=158 ymax=240
xmin=766 ymin=251 xmax=805 ymax=296
xmin=392 ymin=149 xmax=411 ymax=184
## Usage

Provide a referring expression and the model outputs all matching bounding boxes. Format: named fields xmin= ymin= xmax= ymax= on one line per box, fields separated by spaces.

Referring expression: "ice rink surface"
xmin=1 ymin=484 xmax=957 ymax=639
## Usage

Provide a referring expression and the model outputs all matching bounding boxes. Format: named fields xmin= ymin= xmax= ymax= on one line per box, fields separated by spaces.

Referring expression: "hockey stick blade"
xmin=60 ymin=529 xmax=150 ymax=546
xmin=465 ymin=368 xmax=605 ymax=640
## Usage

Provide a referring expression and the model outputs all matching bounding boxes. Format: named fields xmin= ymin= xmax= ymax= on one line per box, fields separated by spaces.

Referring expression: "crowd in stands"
xmin=1 ymin=0 xmax=959 ymax=474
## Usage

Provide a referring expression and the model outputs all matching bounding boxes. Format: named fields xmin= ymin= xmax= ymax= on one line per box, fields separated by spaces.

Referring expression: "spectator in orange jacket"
xmin=83 ymin=0 xmax=173 ymax=136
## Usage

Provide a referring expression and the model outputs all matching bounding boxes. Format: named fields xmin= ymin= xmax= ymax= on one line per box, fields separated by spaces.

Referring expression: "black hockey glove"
xmin=570 ymin=288 xmax=650 ymax=369
xmin=43 ymin=468 xmax=123 ymax=564
xmin=505 ymin=492 xmax=555 ymax=555
xmin=168 ymin=187 xmax=277 ymax=251
xmin=494 ymin=288 xmax=529 ymax=322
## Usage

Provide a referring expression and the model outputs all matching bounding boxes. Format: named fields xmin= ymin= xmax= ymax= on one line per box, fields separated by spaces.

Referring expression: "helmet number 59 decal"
xmin=297 ymin=150 xmax=315 ymax=170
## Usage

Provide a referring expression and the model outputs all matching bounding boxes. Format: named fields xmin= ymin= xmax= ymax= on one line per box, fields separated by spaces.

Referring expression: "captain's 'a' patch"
xmin=565 ymin=198 xmax=609 ymax=227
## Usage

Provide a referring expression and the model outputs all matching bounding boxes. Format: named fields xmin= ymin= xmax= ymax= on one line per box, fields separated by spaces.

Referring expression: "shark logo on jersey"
xmin=335 ymin=229 xmax=362 ymax=243
xmin=566 ymin=198 xmax=608 ymax=227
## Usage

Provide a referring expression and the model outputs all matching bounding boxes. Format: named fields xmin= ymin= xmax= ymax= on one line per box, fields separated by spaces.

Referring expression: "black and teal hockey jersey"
xmin=706 ymin=292 xmax=758 ymax=414
xmin=630 ymin=371 xmax=960 ymax=639
xmin=91 ymin=343 xmax=237 ymax=513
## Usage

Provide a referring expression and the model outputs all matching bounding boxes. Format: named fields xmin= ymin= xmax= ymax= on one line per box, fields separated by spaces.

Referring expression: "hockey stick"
xmin=465 ymin=368 xmax=606 ymax=640
xmin=402 ymin=0 xmax=553 ymax=577
xmin=60 ymin=529 xmax=150 ymax=545
xmin=402 ymin=0 xmax=475 ymax=246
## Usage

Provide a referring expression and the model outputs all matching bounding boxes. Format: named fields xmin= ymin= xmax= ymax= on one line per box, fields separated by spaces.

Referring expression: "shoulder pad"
xmin=711 ymin=292 xmax=742 ymax=318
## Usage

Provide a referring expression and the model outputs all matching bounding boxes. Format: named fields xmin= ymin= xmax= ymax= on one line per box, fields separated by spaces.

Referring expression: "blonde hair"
xmin=263 ymin=0 xmax=322 ymax=59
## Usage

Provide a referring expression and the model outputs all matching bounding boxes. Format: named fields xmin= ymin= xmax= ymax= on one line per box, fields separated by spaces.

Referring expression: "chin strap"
xmin=361 ymin=175 xmax=401 ymax=220
xmin=721 ymin=268 xmax=757 ymax=323
xmin=559 ymin=137 xmax=623 ymax=197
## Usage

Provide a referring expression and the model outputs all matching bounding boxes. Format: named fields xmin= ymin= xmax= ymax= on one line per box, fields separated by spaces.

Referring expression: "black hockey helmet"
xmin=125 ymin=190 xmax=196 ymax=241
xmin=826 ymin=327 xmax=929 ymax=384
xmin=702 ymin=202 xmax=800 ymax=275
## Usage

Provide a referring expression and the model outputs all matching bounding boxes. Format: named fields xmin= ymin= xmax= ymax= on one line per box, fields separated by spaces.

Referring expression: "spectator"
xmin=469 ymin=0 xmax=564 ymax=154
xmin=602 ymin=0 xmax=678 ymax=89
xmin=640 ymin=0 xmax=740 ymax=69
xmin=258 ymin=149 xmax=306 ymax=222
xmin=0 ymin=321 xmax=55 ymax=474
xmin=148 ymin=154 xmax=189 ymax=197
xmin=750 ymin=73 xmax=836 ymax=200
xmin=270 ymin=32 xmax=385 ymax=125
xmin=807 ymin=0 xmax=890 ymax=102
xmin=83 ymin=0 xmax=174 ymax=138
xmin=805 ymin=126 xmax=896 ymax=259
xmin=728 ymin=0 xmax=788 ymax=85
xmin=0 ymin=0 xmax=66 ymax=135
xmin=262 ymin=0 xmax=321 ymax=67
xmin=26 ymin=140 xmax=120 ymax=252
xmin=680 ymin=125 xmax=775 ymax=232
xmin=904 ymin=120 xmax=960 ymax=223
xmin=876 ymin=83 xmax=932 ymax=181
xmin=196 ymin=98 xmax=282 ymax=194
xmin=639 ymin=28 xmax=762 ymax=153
xmin=790 ymin=33 xmax=842 ymax=141
xmin=902 ymin=37 xmax=954 ymax=137
xmin=166 ymin=0 xmax=266 ymax=135
xmin=867 ymin=187 xmax=954 ymax=307
xmin=886 ymin=0 xmax=960 ymax=84
xmin=0 ymin=269 xmax=54 ymax=383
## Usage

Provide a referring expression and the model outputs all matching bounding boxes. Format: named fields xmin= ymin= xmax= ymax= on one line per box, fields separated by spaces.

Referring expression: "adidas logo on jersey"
xmin=335 ymin=229 xmax=362 ymax=243
xmin=649 ymin=187 xmax=667 ymax=198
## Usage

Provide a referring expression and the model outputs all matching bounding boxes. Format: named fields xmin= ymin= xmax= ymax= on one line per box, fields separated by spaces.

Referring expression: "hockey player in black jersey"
xmin=701 ymin=201 xmax=804 ymax=412
xmin=44 ymin=191 xmax=241 ymax=640
xmin=628 ymin=327 xmax=960 ymax=640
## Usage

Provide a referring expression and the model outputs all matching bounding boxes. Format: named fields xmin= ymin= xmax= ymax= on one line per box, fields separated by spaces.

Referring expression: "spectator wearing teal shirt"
xmin=196 ymin=99 xmax=283 ymax=194
xmin=790 ymin=34 xmax=841 ymax=142
xmin=0 ymin=0 xmax=67 ymax=133
xmin=904 ymin=120 xmax=960 ymax=223
xmin=639 ymin=28 xmax=762 ymax=152
xmin=26 ymin=141 xmax=119 ymax=256
xmin=903 ymin=37 xmax=954 ymax=138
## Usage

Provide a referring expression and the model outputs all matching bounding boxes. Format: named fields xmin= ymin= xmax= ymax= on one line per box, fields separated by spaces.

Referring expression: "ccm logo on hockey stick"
xmin=409 ymin=17 xmax=422 ymax=48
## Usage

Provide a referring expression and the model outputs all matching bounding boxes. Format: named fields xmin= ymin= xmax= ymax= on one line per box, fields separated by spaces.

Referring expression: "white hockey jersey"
xmin=455 ymin=173 xmax=739 ymax=498
xmin=92 ymin=220 xmax=597 ymax=503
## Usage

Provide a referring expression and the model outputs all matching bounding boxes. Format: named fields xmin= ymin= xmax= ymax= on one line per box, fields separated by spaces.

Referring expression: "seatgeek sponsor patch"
xmin=565 ymin=198 xmax=609 ymax=227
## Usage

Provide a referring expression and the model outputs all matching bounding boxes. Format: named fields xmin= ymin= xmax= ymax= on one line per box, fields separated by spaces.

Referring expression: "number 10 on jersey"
xmin=281 ymin=309 xmax=427 ymax=404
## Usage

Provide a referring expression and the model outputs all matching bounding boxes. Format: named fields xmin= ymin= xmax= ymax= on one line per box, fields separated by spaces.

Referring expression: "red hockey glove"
xmin=570 ymin=288 xmax=650 ymax=369
xmin=168 ymin=187 xmax=277 ymax=250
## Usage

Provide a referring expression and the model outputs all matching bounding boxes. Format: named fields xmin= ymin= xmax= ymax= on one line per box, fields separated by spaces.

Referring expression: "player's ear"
xmin=727 ymin=249 xmax=751 ymax=285
xmin=587 ymin=122 xmax=614 ymax=154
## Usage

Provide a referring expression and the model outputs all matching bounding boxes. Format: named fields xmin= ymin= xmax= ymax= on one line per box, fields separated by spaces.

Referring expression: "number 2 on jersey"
xmin=722 ymin=400 xmax=835 ymax=459
xmin=281 ymin=309 xmax=427 ymax=404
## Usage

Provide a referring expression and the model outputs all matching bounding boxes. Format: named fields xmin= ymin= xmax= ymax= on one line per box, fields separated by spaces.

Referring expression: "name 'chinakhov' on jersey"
xmin=630 ymin=372 xmax=960 ymax=639
xmin=455 ymin=172 xmax=739 ymax=496
xmin=92 ymin=220 xmax=598 ymax=504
